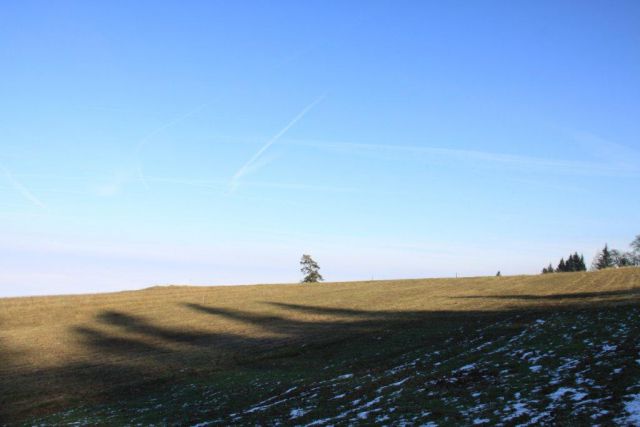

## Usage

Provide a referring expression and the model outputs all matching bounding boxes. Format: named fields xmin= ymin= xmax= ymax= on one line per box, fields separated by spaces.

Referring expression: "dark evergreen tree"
xmin=579 ymin=254 xmax=586 ymax=271
xmin=603 ymin=244 xmax=612 ymax=267
xmin=542 ymin=253 xmax=585 ymax=275
xmin=593 ymin=244 xmax=614 ymax=270
xmin=557 ymin=258 xmax=566 ymax=272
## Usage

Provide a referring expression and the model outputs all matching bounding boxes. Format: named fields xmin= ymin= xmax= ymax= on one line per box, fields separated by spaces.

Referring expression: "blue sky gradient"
xmin=1 ymin=1 xmax=639 ymax=296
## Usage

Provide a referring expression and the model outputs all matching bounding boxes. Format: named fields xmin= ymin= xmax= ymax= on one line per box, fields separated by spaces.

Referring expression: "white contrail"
xmin=137 ymin=164 xmax=150 ymax=190
xmin=99 ymin=103 xmax=209 ymax=196
xmin=285 ymin=138 xmax=640 ymax=177
xmin=1 ymin=165 xmax=47 ymax=208
xmin=133 ymin=103 xmax=209 ymax=155
xmin=229 ymin=95 xmax=325 ymax=192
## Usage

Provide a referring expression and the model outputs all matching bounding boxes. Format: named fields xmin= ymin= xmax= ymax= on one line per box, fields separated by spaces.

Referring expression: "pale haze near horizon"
xmin=1 ymin=1 xmax=639 ymax=297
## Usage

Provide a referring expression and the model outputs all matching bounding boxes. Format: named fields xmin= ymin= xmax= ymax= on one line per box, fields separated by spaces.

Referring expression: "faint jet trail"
xmin=1 ymin=165 xmax=47 ymax=208
xmin=133 ymin=103 xmax=209 ymax=155
xmin=229 ymin=95 xmax=325 ymax=192
xmin=100 ymin=103 xmax=209 ymax=196
xmin=137 ymin=164 xmax=150 ymax=190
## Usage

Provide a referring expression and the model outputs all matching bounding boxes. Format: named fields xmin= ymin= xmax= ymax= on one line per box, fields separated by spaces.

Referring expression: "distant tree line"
xmin=542 ymin=252 xmax=586 ymax=274
xmin=541 ymin=234 xmax=640 ymax=274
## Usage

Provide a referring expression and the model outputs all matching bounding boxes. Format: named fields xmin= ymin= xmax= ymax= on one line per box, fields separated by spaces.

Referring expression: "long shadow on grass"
xmin=0 ymin=320 xmax=33 ymax=425
xmin=183 ymin=303 xmax=390 ymax=337
xmin=4 ymin=287 xmax=640 ymax=424
xmin=0 ymin=336 xmax=20 ymax=425
xmin=3 ymin=304 xmax=496 ymax=423
xmin=452 ymin=287 xmax=640 ymax=301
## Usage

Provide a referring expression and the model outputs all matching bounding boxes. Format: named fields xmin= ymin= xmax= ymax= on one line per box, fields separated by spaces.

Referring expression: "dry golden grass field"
xmin=1 ymin=268 xmax=640 ymax=425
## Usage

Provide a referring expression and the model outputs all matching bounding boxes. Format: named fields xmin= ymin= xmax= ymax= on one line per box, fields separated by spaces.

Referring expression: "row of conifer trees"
xmin=541 ymin=252 xmax=586 ymax=274
xmin=541 ymin=234 xmax=640 ymax=274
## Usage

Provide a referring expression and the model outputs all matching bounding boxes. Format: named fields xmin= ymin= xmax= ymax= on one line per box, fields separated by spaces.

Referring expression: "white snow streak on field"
xmin=290 ymin=408 xmax=306 ymax=419
xmin=625 ymin=393 xmax=640 ymax=425
xmin=548 ymin=387 xmax=587 ymax=402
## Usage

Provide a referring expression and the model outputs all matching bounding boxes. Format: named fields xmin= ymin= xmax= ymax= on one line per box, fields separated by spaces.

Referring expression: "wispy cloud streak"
xmin=137 ymin=165 xmax=150 ymax=190
xmin=567 ymin=130 xmax=640 ymax=168
xmin=133 ymin=103 xmax=209 ymax=155
xmin=286 ymin=139 xmax=640 ymax=177
xmin=229 ymin=95 xmax=325 ymax=192
xmin=139 ymin=175 xmax=354 ymax=195
xmin=99 ymin=103 xmax=209 ymax=196
xmin=1 ymin=165 xmax=47 ymax=208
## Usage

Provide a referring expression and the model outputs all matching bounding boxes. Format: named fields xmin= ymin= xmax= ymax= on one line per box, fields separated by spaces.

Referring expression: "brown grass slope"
xmin=1 ymin=268 xmax=639 ymax=422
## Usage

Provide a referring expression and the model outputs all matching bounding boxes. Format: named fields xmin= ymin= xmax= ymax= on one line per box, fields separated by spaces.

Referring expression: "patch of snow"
xmin=391 ymin=377 xmax=410 ymax=387
xmin=290 ymin=408 xmax=306 ymax=419
xmin=549 ymin=387 xmax=576 ymax=401
xmin=473 ymin=418 xmax=490 ymax=424
xmin=460 ymin=363 xmax=476 ymax=371
xmin=530 ymin=365 xmax=542 ymax=373
xmin=528 ymin=354 xmax=544 ymax=364
xmin=304 ymin=417 xmax=332 ymax=426
xmin=528 ymin=411 xmax=550 ymax=425
xmin=503 ymin=401 xmax=530 ymax=421
xmin=624 ymin=393 xmax=640 ymax=425
xmin=572 ymin=391 xmax=588 ymax=401
xmin=591 ymin=409 xmax=609 ymax=419
xmin=245 ymin=397 xmax=290 ymax=414
xmin=360 ymin=396 xmax=382 ymax=408
xmin=601 ymin=344 xmax=617 ymax=352
xmin=474 ymin=340 xmax=494 ymax=351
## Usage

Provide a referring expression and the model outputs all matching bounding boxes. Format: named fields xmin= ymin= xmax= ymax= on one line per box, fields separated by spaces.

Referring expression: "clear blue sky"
xmin=1 ymin=1 xmax=639 ymax=296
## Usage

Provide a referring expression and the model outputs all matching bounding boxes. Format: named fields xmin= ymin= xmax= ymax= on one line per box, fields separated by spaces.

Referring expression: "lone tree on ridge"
xmin=593 ymin=244 xmax=614 ymax=270
xmin=300 ymin=254 xmax=323 ymax=283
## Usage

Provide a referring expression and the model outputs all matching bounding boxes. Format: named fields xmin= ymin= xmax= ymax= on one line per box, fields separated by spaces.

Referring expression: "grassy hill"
xmin=1 ymin=268 xmax=640 ymax=425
